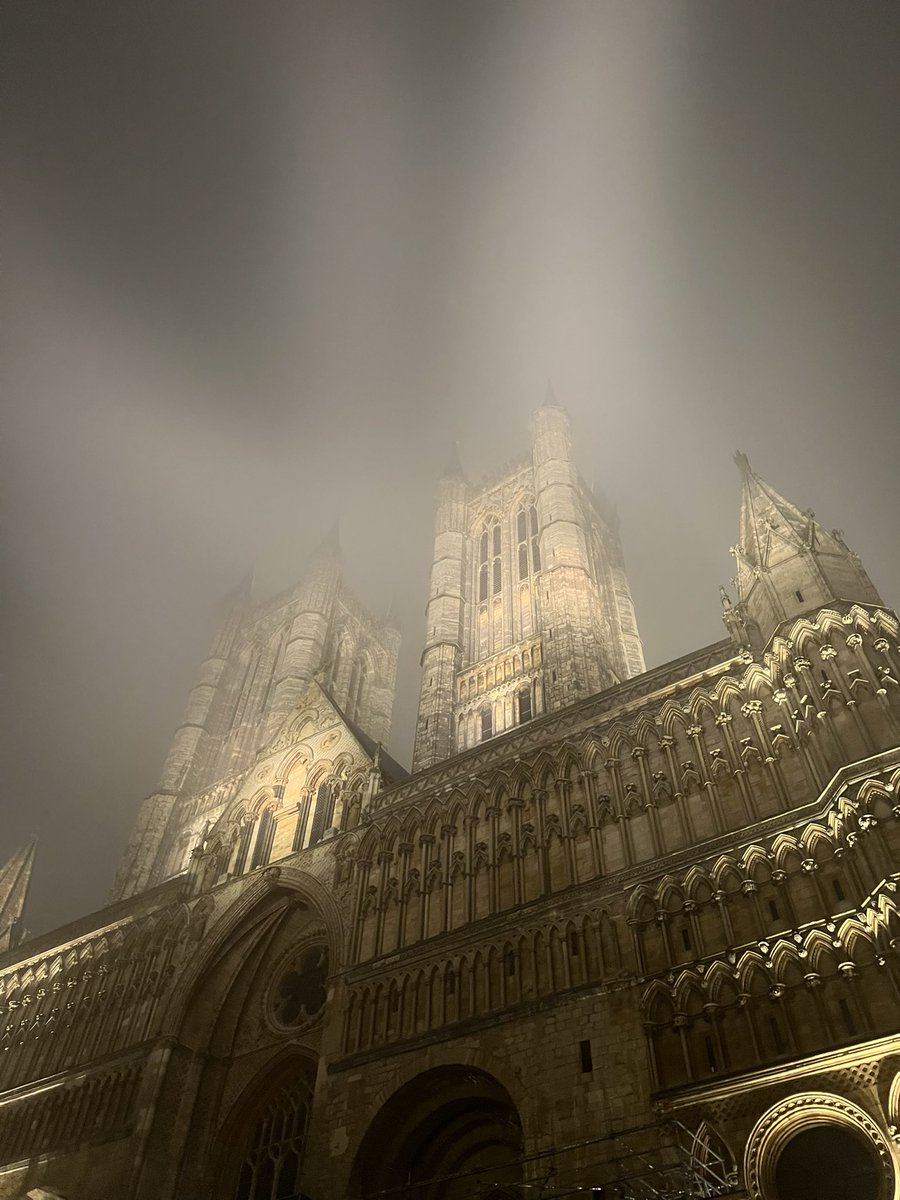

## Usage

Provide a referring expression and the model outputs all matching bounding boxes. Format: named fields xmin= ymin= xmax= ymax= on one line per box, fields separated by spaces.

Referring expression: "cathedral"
xmin=1 ymin=399 xmax=898 ymax=1200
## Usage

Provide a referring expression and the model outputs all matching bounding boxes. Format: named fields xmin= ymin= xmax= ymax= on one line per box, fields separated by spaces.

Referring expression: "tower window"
xmin=516 ymin=504 xmax=541 ymax=581
xmin=768 ymin=899 xmax=780 ymax=921
xmin=795 ymin=589 xmax=804 ymax=603
xmin=832 ymin=878 xmax=845 ymax=902
xmin=478 ymin=519 xmax=502 ymax=606
xmin=579 ymin=1039 xmax=593 ymax=1073
xmin=518 ymin=688 xmax=533 ymax=724
xmin=679 ymin=926 xmax=692 ymax=952
xmin=481 ymin=706 xmax=493 ymax=740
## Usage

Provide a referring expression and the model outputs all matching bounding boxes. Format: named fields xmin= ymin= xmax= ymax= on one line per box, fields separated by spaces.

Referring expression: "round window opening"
xmin=774 ymin=1123 xmax=885 ymax=1200
xmin=272 ymin=945 xmax=328 ymax=1028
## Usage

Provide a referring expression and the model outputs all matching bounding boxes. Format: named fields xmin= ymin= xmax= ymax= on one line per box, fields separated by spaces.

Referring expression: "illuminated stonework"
xmin=413 ymin=400 xmax=645 ymax=772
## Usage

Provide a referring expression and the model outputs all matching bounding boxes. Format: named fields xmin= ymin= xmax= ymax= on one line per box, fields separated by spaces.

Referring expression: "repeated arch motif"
xmin=628 ymin=786 xmax=900 ymax=983
xmin=342 ymin=906 xmax=626 ymax=1056
xmin=632 ymin=762 xmax=900 ymax=1090
xmin=184 ymin=750 xmax=370 ymax=891
xmin=0 ymin=903 xmax=196 ymax=1094
xmin=350 ymin=611 xmax=900 ymax=965
xmin=641 ymin=912 xmax=900 ymax=1090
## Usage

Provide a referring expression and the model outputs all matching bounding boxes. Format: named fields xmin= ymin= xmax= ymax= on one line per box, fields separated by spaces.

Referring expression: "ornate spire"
xmin=734 ymin=450 xmax=819 ymax=577
xmin=0 ymin=838 xmax=36 ymax=953
xmin=731 ymin=453 xmax=881 ymax=645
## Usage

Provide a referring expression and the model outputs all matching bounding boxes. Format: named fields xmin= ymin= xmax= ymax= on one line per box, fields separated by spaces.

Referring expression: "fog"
xmin=3 ymin=2 xmax=899 ymax=937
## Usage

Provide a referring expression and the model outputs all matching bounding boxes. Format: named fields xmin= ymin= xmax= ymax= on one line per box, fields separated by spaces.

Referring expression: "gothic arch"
xmin=743 ymin=1091 xmax=895 ymax=1200
xmin=275 ymin=745 xmax=313 ymax=786
xmin=214 ymin=1048 xmax=318 ymax=1200
xmin=161 ymin=867 xmax=344 ymax=1036
xmin=349 ymin=1064 xmax=524 ymax=1199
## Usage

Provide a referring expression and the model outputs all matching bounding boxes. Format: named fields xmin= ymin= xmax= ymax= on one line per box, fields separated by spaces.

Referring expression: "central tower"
xmin=412 ymin=397 xmax=645 ymax=771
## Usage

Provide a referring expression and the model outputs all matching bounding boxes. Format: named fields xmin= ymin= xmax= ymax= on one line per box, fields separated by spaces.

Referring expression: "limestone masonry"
xmin=1 ymin=400 xmax=898 ymax=1200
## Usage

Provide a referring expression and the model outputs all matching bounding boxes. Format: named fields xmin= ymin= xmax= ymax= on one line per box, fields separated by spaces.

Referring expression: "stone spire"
xmin=731 ymin=452 xmax=882 ymax=645
xmin=0 ymin=839 xmax=36 ymax=952
xmin=442 ymin=441 xmax=465 ymax=480
xmin=311 ymin=518 xmax=342 ymax=561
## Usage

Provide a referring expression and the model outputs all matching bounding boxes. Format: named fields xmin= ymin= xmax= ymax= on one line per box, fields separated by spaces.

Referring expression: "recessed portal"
xmin=352 ymin=1066 xmax=523 ymax=1199
xmin=774 ymin=1123 xmax=884 ymax=1200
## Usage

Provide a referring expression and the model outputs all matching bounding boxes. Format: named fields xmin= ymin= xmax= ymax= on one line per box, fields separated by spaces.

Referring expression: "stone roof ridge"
xmin=369 ymin=637 xmax=739 ymax=816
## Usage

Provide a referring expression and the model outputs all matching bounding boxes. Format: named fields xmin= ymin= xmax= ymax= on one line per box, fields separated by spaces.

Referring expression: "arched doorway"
xmin=351 ymin=1066 xmax=524 ymax=1199
xmin=774 ymin=1124 xmax=884 ymax=1200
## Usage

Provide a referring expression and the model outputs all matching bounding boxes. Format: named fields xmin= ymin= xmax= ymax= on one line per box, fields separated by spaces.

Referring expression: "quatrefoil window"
xmin=272 ymin=946 xmax=328 ymax=1028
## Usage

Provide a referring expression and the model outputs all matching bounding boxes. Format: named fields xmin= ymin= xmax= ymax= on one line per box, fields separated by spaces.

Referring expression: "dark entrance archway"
xmin=351 ymin=1066 xmax=524 ymax=1199
xmin=774 ymin=1123 xmax=885 ymax=1200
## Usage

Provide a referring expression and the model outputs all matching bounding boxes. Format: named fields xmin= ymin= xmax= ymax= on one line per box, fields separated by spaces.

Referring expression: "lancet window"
xmin=308 ymin=781 xmax=335 ymax=847
xmin=481 ymin=706 xmax=493 ymax=741
xmin=250 ymin=808 xmax=276 ymax=870
xmin=478 ymin=519 xmax=502 ymax=602
xmin=516 ymin=505 xmax=541 ymax=579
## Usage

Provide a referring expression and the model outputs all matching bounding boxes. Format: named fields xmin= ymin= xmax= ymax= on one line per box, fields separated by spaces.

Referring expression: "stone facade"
xmin=1 ymin=414 xmax=898 ymax=1200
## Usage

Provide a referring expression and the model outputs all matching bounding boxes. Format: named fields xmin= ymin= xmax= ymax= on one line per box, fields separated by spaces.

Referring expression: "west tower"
xmin=413 ymin=398 xmax=645 ymax=771
xmin=112 ymin=530 xmax=401 ymax=900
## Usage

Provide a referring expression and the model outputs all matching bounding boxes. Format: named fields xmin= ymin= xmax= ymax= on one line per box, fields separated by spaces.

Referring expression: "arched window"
xmin=481 ymin=706 xmax=493 ymax=741
xmin=478 ymin=519 xmax=502 ymax=603
xmin=516 ymin=505 xmax=541 ymax=579
xmin=308 ymin=781 xmax=335 ymax=846
xmin=250 ymin=809 xmax=276 ymax=870
xmin=330 ymin=634 xmax=349 ymax=693
xmin=229 ymin=1069 xmax=315 ymax=1200
xmin=517 ymin=687 xmax=533 ymax=724
xmin=234 ymin=819 xmax=253 ymax=874
xmin=350 ymin=655 xmax=368 ymax=722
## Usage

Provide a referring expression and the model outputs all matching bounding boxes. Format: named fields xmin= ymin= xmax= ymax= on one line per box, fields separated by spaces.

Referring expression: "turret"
xmin=412 ymin=455 xmax=469 ymax=771
xmin=264 ymin=524 xmax=342 ymax=740
xmin=110 ymin=575 xmax=253 ymax=900
xmin=731 ymin=452 xmax=882 ymax=646
xmin=157 ymin=571 xmax=252 ymax=794
xmin=531 ymin=398 xmax=618 ymax=706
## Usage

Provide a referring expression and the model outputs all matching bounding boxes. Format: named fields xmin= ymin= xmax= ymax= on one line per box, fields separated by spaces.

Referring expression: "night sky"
xmin=3 ymin=2 xmax=899 ymax=938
